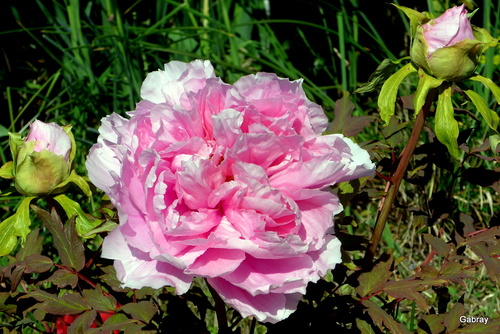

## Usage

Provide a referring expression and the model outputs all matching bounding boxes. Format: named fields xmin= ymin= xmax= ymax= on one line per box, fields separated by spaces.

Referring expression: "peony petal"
xmin=207 ymin=277 xmax=302 ymax=323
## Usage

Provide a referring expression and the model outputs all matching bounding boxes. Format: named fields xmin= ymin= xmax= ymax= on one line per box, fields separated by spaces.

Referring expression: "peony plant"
xmin=375 ymin=4 xmax=499 ymax=159
xmin=87 ymin=59 xmax=375 ymax=323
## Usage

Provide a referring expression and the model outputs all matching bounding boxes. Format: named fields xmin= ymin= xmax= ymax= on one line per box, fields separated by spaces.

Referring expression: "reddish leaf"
xmin=356 ymin=318 xmax=376 ymax=334
xmin=462 ymin=226 xmax=500 ymax=247
xmin=23 ymin=254 xmax=53 ymax=274
xmin=22 ymin=290 xmax=89 ymax=315
xmin=15 ymin=228 xmax=43 ymax=261
xmin=383 ymin=278 xmax=429 ymax=311
xmin=40 ymin=268 xmax=79 ymax=289
xmin=363 ymin=300 xmax=410 ymax=334
xmin=424 ymin=234 xmax=451 ymax=258
xmin=443 ymin=301 xmax=464 ymax=331
xmin=82 ymin=286 xmax=118 ymax=312
xmin=439 ymin=261 xmax=473 ymax=285
xmin=67 ymin=310 xmax=97 ymax=333
xmin=32 ymin=206 xmax=85 ymax=271
xmin=356 ymin=253 xmax=393 ymax=297
xmin=457 ymin=318 xmax=500 ymax=333
xmin=418 ymin=314 xmax=445 ymax=334
xmin=327 ymin=92 xmax=376 ymax=137
xmin=120 ymin=301 xmax=157 ymax=323
xmin=471 ymin=244 xmax=500 ymax=283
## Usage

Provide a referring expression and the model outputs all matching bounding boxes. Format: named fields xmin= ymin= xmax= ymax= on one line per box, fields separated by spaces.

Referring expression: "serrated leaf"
xmin=0 ymin=196 xmax=36 ymax=256
xmin=378 ymin=63 xmax=417 ymax=124
xmin=383 ymin=278 xmax=429 ymax=311
xmin=82 ymin=286 xmax=118 ymax=312
xmin=22 ymin=291 xmax=89 ymax=315
xmin=120 ymin=301 xmax=157 ymax=323
xmin=424 ymin=234 xmax=451 ymax=258
xmin=470 ymin=75 xmax=500 ymax=104
xmin=327 ymin=92 xmax=375 ymax=136
xmin=439 ymin=261 xmax=472 ymax=285
xmin=443 ymin=301 xmax=464 ymax=331
xmin=54 ymin=194 xmax=101 ymax=237
xmin=462 ymin=226 xmax=500 ymax=247
xmin=414 ymin=69 xmax=443 ymax=115
xmin=31 ymin=206 xmax=85 ymax=271
xmin=41 ymin=268 xmax=79 ymax=289
xmin=464 ymin=89 xmax=499 ymax=132
xmin=435 ymin=84 xmax=459 ymax=159
xmin=67 ymin=310 xmax=97 ymax=334
xmin=363 ymin=299 xmax=410 ymax=334
xmin=356 ymin=254 xmax=393 ymax=297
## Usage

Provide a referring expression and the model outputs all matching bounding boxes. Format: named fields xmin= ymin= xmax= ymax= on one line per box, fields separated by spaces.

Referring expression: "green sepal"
xmin=53 ymin=194 xmax=101 ymax=237
xmin=392 ymin=4 xmax=429 ymax=38
xmin=0 ymin=196 xmax=36 ymax=256
xmin=435 ymin=84 xmax=459 ymax=159
xmin=472 ymin=26 xmax=498 ymax=50
xmin=8 ymin=132 xmax=24 ymax=173
xmin=469 ymin=75 xmax=500 ymax=104
xmin=414 ymin=68 xmax=444 ymax=115
xmin=53 ymin=170 xmax=92 ymax=197
xmin=62 ymin=124 xmax=77 ymax=165
xmin=0 ymin=161 xmax=14 ymax=179
xmin=378 ymin=62 xmax=417 ymax=124
xmin=463 ymin=89 xmax=499 ymax=132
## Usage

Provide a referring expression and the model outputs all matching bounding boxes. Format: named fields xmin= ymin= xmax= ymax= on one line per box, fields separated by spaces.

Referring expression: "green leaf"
xmin=53 ymin=194 xmax=101 ymax=237
xmin=490 ymin=134 xmax=500 ymax=153
xmin=0 ymin=161 xmax=13 ymax=179
xmin=418 ymin=314 xmax=445 ymax=334
xmin=120 ymin=301 xmax=157 ymax=323
xmin=392 ymin=5 xmax=429 ymax=37
xmin=435 ymin=84 xmax=459 ymax=159
xmin=21 ymin=290 xmax=89 ymax=315
xmin=378 ymin=63 xmax=417 ymax=124
xmin=469 ymin=75 xmax=500 ymax=104
xmin=356 ymin=253 xmax=393 ymax=297
xmin=31 ymin=206 xmax=85 ymax=271
xmin=356 ymin=318 xmax=376 ymax=334
xmin=414 ymin=69 xmax=443 ymax=115
xmin=464 ymin=89 xmax=499 ymax=132
xmin=355 ymin=59 xmax=400 ymax=94
xmin=54 ymin=170 xmax=92 ymax=197
xmin=0 ymin=196 xmax=36 ymax=256
xmin=0 ymin=124 xmax=8 ymax=137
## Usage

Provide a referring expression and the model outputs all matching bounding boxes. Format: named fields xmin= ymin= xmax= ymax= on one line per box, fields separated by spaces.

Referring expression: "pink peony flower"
xmin=87 ymin=60 xmax=375 ymax=323
xmin=422 ymin=4 xmax=475 ymax=55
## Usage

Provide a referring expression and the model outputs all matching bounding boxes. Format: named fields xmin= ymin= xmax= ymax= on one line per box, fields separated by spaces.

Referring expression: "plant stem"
xmin=365 ymin=90 xmax=436 ymax=264
xmin=207 ymin=280 xmax=230 ymax=333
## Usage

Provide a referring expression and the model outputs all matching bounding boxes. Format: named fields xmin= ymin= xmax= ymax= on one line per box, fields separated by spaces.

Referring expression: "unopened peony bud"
xmin=411 ymin=4 xmax=496 ymax=81
xmin=11 ymin=120 xmax=74 ymax=196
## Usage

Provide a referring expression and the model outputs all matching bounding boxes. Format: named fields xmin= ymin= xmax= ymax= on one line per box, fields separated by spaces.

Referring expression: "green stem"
xmin=365 ymin=89 xmax=436 ymax=263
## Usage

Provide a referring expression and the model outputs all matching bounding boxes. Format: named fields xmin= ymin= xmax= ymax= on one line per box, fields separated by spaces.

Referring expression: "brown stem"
xmin=364 ymin=90 xmax=436 ymax=264
xmin=207 ymin=280 xmax=230 ymax=333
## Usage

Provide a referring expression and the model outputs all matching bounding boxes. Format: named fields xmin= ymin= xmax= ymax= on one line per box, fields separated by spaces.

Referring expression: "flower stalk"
xmin=365 ymin=89 xmax=436 ymax=263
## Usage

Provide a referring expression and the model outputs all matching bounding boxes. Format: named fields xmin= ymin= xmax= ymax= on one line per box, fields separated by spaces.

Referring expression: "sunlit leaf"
xmin=0 ymin=196 xmax=36 ymax=256
xmin=356 ymin=254 xmax=393 ymax=297
xmin=435 ymin=84 xmax=459 ymax=159
xmin=54 ymin=194 xmax=101 ymax=237
xmin=464 ymin=89 xmax=499 ymax=132
xmin=413 ymin=69 xmax=442 ymax=115
xmin=21 ymin=290 xmax=89 ymax=315
xmin=363 ymin=300 xmax=410 ymax=334
xmin=470 ymin=75 xmax=500 ymax=104
xmin=378 ymin=63 xmax=417 ymax=124
xmin=120 ymin=301 xmax=157 ymax=324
